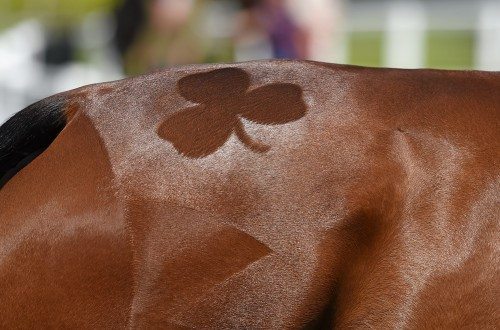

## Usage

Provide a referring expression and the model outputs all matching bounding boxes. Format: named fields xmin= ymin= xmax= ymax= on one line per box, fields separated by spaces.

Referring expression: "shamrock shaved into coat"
xmin=158 ymin=68 xmax=307 ymax=157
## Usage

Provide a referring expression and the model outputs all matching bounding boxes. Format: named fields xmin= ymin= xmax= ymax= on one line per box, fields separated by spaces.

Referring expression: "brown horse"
xmin=0 ymin=60 xmax=499 ymax=328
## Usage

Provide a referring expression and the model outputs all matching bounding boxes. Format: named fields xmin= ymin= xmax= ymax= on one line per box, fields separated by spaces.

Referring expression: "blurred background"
xmin=0 ymin=0 xmax=499 ymax=123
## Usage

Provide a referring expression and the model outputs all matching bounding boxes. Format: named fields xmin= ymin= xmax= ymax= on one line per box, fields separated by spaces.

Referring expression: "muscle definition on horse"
xmin=0 ymin=60 xmax=498 ymax=328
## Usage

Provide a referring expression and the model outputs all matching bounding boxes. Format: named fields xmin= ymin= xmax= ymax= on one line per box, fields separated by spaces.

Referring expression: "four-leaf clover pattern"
xmin=158 ymin=68 xmax=307 ymax=158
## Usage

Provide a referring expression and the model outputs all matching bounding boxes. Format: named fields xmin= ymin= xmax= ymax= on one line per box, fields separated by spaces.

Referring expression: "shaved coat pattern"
xmin=0 ymin=60 xmax=499 ymax=328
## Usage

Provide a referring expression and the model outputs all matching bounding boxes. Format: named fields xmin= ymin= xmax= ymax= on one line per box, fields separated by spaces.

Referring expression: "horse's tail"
xmin=0 ymin=96 xmax=68 ymax=189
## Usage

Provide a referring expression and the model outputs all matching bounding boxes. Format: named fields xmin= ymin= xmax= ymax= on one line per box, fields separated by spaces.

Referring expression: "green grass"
xmin=426 ymin=30 xmax=475 ymax=70
xmin=348 ymin=31 xmax=384 ymax=67
xmin=347 ymin=30 xmax=475 ymax=70
xmin=0 ymin=0 xmax=119 ymax=28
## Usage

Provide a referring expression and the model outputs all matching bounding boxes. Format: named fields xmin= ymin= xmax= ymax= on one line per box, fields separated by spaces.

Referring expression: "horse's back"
xmin=0 ymin=60 xmax=499 ymax=328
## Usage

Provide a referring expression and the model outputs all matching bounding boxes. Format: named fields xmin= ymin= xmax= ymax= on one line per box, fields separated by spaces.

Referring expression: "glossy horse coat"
xmin=0 ymin=60 xmax=499 ymax=328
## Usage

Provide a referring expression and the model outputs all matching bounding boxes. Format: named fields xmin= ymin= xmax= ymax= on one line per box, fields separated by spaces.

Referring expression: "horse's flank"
xmin=0 ymin=60 xmax=499 ymax=328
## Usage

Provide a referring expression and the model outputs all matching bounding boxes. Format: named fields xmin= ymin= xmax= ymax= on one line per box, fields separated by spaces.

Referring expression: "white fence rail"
xmin=340 ymin=0 xmax=500 ymax=70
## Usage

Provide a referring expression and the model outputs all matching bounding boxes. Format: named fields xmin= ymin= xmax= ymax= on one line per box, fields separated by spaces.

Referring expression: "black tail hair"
xmin=0 ymin=97 xmax=67 ymax=189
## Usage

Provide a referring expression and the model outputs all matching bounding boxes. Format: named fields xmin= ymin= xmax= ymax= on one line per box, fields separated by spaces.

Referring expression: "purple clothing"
xmin=259 ymin=4 xmax=302 ymax=58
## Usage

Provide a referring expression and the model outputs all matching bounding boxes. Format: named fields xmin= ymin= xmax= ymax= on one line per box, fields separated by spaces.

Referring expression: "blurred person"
xmin=287 ymin=0 xmax=344 ymax=62
xmin=234 ymin=0 xmax=273 ymax=61
xmin=260 ymin=0 xmax=308 ymax=59
xmin=235 ymin=0 xmax=308 ymax=60
xmin=113 ymin=0 xmax=147 ymax=59
xmin=117 ymin=0 xmax=205 ymax=75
